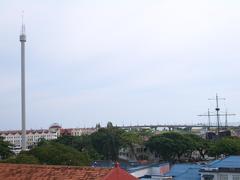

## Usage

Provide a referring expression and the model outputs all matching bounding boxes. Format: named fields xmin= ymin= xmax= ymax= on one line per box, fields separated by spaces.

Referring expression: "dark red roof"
xmin=103 ymin=165 xmax=138 ymax=180
xmin=0 ymin=163 xmax=138 ymax=180
xmin=60 ymin=128 xmax=73 ymax=136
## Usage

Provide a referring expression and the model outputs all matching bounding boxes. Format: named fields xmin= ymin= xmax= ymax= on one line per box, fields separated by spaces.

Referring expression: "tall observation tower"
xmin=20 ymin=19 xmax=27 ymax=151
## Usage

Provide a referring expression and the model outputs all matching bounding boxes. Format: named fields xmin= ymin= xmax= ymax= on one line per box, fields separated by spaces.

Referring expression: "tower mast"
xmin=20 ymin=12 xmax=27 ymax=151
xmin=208 ymin=94 xmax=225 ymax=134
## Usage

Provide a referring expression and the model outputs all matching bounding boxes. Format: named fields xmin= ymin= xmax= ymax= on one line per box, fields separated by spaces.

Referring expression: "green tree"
xmin=138 ymin=128 xmax=154 ymax=138
xmin=161 ymin=132 xmax=192 ymax=160
xmin=146 ymin=135 xmax=176 ymax=161
xmin=120 ymin=130 xmax=143 ymax=160
xmin=54 ymin=135 xmax=102 ymax=160
xmin=107 ymin=122 xmax=113 ymax=128
xmin=145 ymin=132 xmax=195 ymax=162
xmin=96 ymin=123 xmax=101 ymax=129
xmin=209 ymin=137 xmax=240 ymax=156
xmin=29 ymin=141 xmax=90 ymax=166
xmin=4 ymin=153 xmax=39 ymax=164
xmin=90 ymin=127 xmax=124 ymax=161
xmin=184 ymin=133 xmax=209 ymax=160
xmin=0 ymin=137 xmax=13 ymax=160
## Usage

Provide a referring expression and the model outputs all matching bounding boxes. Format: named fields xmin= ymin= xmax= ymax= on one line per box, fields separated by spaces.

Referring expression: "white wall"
xmin=201 ymin=172 xmax=240 ymax=180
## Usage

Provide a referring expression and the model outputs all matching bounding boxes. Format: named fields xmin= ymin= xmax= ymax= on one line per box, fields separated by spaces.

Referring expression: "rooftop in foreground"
xmin=0 ymin=163 xmax=138 ymax=180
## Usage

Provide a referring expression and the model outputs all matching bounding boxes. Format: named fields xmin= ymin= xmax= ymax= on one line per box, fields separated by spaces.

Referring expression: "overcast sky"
xmin=1 ymin=0 xmax=240 ymax=130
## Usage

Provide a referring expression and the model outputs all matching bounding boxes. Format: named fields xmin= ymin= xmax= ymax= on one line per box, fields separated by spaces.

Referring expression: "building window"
xmin=220 ymin=174 xmax=228 ymax=180
xmin=233 ymin=175 xmax=240 ymax=180
xmin=202 ymin=174 xmax=214 ymax=180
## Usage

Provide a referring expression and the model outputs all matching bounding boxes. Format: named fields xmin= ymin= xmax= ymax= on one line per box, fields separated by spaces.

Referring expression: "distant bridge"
xmin=117 ymin=124 xmax=239 ymax=130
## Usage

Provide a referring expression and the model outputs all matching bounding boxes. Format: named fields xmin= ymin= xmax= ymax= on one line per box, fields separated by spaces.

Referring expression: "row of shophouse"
xmin=0 ymin=123 xmax=96 ymax=153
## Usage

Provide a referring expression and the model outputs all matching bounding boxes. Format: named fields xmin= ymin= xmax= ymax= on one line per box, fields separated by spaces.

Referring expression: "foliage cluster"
xmin=55 ymin=124 xmax=143 ymax=161
xmin=0 ymin=137 xmax=13 ymax=160
xmin=146 ymin=132 xmax=240 ymax=162
xmin=208 ymin=137 xmax=240 ymax=156
xmin=145 ymin=132 xmax=209 ymax=162
xmin=1 ymin=124 xmax=240 ymax=165
xmin=3 ymin=141 xmax=90 ymax=166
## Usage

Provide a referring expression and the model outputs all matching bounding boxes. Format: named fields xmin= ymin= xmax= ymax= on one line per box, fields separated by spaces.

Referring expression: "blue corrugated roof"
xmin=174 ymin=167 xmax=201 ymax=180
xmin=164 ymin=164 xmax=202 ymax=180
xmin=165 ymin=164 xmax=200 ymax=176
xmin=136 ymin=156 xmax=240 ymax=179
xmin=208 ymin=156 xmax=240 ymax=168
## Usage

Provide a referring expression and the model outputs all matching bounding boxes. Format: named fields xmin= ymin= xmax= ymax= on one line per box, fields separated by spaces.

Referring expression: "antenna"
xmin=21 ymin=10 xmax=25 ymax=35
xmin=198 ymin=109 xmax=213 ymax=130
xmin=198 ymin=94 xmax=236 ymax=134
xmin=22 ymin=10 xmax=24 ymax=25
xmin=198 ymin=111 xmax=235 ymax=128
xmin=208 ymin=94 xmax=225 ymax=134
xmin=223 ymin=110 xmax=236 ymax=128
xmin=208 ymin=108 xmax=211 ymax=127
xmin=225 ymin=109 xmax=228 ymax=129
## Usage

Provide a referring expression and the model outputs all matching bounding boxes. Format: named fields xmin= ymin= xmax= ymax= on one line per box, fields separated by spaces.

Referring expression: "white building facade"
xmin=71 ymin=128 xmax=96 ymax=136
xmin=201 ymin=170 xmax=240 ymax=180
xmin=0 ymin=129 xmax=58 ymax=152
xmin=0 ymin=124 xmax=61 ymax=153
xmin=0 ymin=123 xmax=97 ymax=153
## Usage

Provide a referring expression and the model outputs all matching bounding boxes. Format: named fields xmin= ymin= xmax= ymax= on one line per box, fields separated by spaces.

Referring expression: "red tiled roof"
xmin=103 ymin=166 xmax=138 ymax=180
xmin=60 ymin=128 xmax=73 ymax=135
xmin=0 ymin=163 xmax=138 ymax=180
xmin=0 ymin=164 xmax=111 ymax=180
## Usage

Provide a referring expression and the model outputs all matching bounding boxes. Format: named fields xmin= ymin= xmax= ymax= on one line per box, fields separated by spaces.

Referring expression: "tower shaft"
xmin=20 ymin=29 xmax=26 ymax=151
